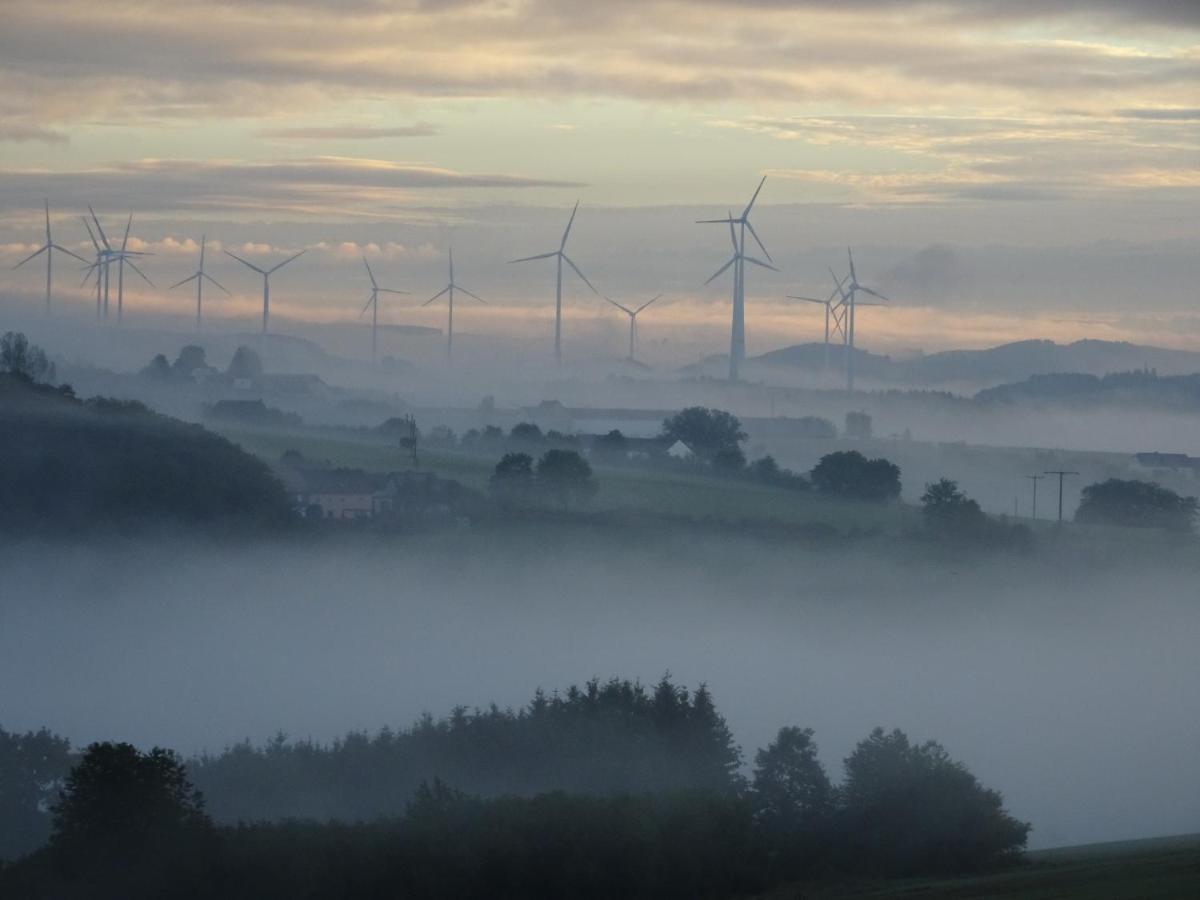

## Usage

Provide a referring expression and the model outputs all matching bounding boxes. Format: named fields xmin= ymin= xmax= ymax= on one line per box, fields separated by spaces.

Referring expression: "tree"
xmin=536 ymin=449 xmax=597 ymax=507
xmin=592 ymin=429 xmax=628 ymax=464
xmin=810 ymin=450 xmax=900 ymax=502
xmin=50 ymin=743 xmax=210 ymax=872
xmin=712 ymin=445 xmax=747 ymax=474
xmin=844 ymin=410 xmax=872 ymax=439
xmin=840 ymin=728 xmax=1029 ymax=875
xmin=226 ymin=345 xmax=263 ymax=380
xmin=171 ymin=344 xmax=208 ymax=378
xmin=509 ymin=422 xmax=544 ymax=446
xmin=0 ymin=726 xmax=72 ymax=861
xmin=752 ymin=727 xmax=834 ymax=845
xmin=139 ymin=353 xmax=172 ymax=379
xmin=0 ymin=332 xmax=55 ymax=383
xmin=490 ymin=452 xmax=534 ymax=506
xmin=1076 ymin=478 xmax=1198 ymax=533
xmin=661 ymin=407 xmax=746 ymax=458
xmin=921 ymin=478 xmax=987 ymax=536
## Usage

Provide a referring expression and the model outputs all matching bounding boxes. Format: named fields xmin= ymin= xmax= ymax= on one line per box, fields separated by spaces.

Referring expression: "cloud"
xmin=0 ymin=157 xmax=585 ymax=219
xmin=0 ymin=124 xmax=68 ymax=144
xmin=259 ymin=124 xmax=438 ymax=140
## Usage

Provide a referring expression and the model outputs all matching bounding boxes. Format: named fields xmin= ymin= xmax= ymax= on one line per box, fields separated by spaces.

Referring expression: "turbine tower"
xmin=169 ymin=236 xmax=229 ymax=329
xmin=422 ymin=248 xmax=485 ymax=359
xmin=697 ymin=176 xmax=776 ymax=381
xmin=12 ymin=200 xmax=87 ymax=313
xmin=111 ymin=214 xmax=155 ymax=324
xmin=80 ymin=214 xmax=112 ymax=321
xmin=508 ymin=200 xmax=598 ymax=364
xmin=838 ymin=248 xmax=891 ymax=393
xmin=225 ymin=247 xmax=306 ymax=335
xmin=358 ymin=257 xmax=408 ymax=363
xmin=604 ymin=294 xmax=662 ymax=362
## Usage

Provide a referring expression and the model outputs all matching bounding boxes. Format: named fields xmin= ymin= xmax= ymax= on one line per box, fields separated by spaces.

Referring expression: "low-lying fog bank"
xmin=2 ymin=531 xmax=1197 ymax=850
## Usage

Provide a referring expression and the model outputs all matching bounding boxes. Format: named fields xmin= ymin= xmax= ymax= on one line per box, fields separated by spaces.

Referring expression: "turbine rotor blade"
xmin=561 ymin=254 xmax=598 ymax=294
xmin=378 ymin=288 xmax=409 ymax=295
xmin=560 ymin=199 xmax=579 ymax=250
xmin=268 ymin=248 xmax=305 ymax=273
xmin=360 ymin=293 xmax=375 ymax=317
xmin=786 ymin=295 xmax=826 ymax=304
xmin=634 ymin=294 xmax=662 ymax=314
xmin=51 ymin=244 xmax=89 ymax=263
xmin=169 ymin=273 xmax=200 ymax=289
xmin=859 ymin=286 xmax=891 ymax=303
xmin=202 ymin=272 xmax=231 ymax=294
xmin=457 ymin=286 xmax=487 ymax=304
xmin=362 ymin=256 xmax=377 ymax=288
xmin=224 ymin=249 xmax=266 ymax=274
xmin=604 ymin=296 xmax=634 ymax=316
xmin=742 ymin=174 xmax=766 ymax=218
xmin=507 ymin=251 xmax=558 ymax=264
xmin=705 ymin=256 xmax=736 ymax=285
xmin=13 ymin=245 xmax=48 ymax=268
xmin=422 ymin=286 xmax=450 ymax=306
xmin=744 ymin=220 xmax=771 ymax=262
xmin=120 ymin=213 xmax=132 ymax=253
xmin=88 ymin=206 xmax=110 ymax=249
xmin=125 ymin=259 xmax=156 ymax=287
xmin=743 ymin=255 xmax=778 ymax=272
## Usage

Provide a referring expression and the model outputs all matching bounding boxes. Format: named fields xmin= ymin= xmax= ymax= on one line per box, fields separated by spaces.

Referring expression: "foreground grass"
xmin=766 ymin=834 xmax=1200 ymax=899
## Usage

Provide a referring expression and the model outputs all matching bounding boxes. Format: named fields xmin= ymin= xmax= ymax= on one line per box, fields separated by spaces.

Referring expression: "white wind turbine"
xmin=12 ymin=200 xmax=87 ymax=313
xmin=604 ymin=294 xmax=662 ymax=362
xmin=358 ymin=257 xmax=408 ymax=363
xmin=224 ymin=247 xmax=306 ymax=335
xmin=508 ymin=200 xmax=598 ymax=364
xmin=169 ymin=236 xmax=229 ymax=330
xmin=838 ymin=247 xmax=891 ymax=392
xmin=697 ymin=176 xmax=776 ymax=381
xmin=422 ymin=248 xmax=485 ymax=359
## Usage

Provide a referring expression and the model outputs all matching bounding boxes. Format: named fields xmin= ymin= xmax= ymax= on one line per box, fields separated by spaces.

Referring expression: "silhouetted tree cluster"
xmin=0 ymin=332 xmax=54 ymax=384
xmin=1 ymin=684 xmax=1029 ymax=898
xmin=810 ymin=450 xmax=901 ymax=501
xmin=1076 ymin=478 xmax=1198 ymax=533
xmin=747 ymin=455 xmax=810 ymax=490
xmin=661 ymin=407 xmax=747 ymax=459
xmin=489 ymin=450 xmax=597 ymax=508
xmin=0 ymin=727 xmax=71 ymax=861
xmin=0 ymin=373 xmax=294 ymax=533
xmin=920 ymin=479 xmax=1032 ymax=550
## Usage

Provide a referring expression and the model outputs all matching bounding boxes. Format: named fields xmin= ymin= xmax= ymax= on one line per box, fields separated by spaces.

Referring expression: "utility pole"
xmin=1025 ymin=474 xmax=1045 ymax=519
xmin=399 ymin=415 xmax=419 ymax=467
xmin=1044 ymin=470 xmax=1079 ymax=523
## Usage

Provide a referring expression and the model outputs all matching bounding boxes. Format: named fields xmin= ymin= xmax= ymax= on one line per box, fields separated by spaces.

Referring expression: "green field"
xmin=214 ymin=422 xmax=921 ymax=532
xmin=763 ymin=835 xmax=1200 ymax=899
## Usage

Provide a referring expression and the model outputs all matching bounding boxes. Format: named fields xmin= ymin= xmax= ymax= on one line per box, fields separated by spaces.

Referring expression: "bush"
xmin=535 ymin=449 xmax=597 ymax=507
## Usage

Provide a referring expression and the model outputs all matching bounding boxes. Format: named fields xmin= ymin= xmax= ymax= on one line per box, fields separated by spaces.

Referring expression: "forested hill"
xmin=0 ymin=373 xmax=294 ymax=532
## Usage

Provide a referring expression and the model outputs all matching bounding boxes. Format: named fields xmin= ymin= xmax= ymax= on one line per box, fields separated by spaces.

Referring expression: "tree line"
xmin=1 ymin=677 xmax=1030 ymax=898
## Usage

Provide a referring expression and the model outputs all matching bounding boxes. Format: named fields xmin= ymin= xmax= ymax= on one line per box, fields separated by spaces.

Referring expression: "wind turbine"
xmin=697 ymin=176 xmax=776 ymax=381
xmin=604 ymin=294 xmax=661 ymax=362
xmin=12 ymin=200 xmax=87 ymax=313
xmin=169 ymin=236 xmax=229 ymax=329
xmin=508 ymin=200 xmax=598 ymax=364
xmin=358 ymin=257 xmax=409 ymax=363
xmin=224 ymin=247 xmax=306 ymax=335
xmin=839 ymin=248 xmax=891 ymax=393
xmin=422 ymin=248 xmax=485 ymax=359
xmin=786 ymin=269 xmax=848 ymax=374
xmin=80 ymin=207 xmax=152 ymax=324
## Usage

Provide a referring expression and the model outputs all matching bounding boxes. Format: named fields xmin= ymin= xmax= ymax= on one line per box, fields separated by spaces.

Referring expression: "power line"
xmin=1025 ymin=474 xmax=1046 ymax=520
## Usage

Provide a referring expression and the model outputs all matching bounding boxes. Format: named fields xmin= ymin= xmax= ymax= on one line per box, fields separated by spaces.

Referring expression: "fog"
xmin=3 ymin=532 xmax=1197 ymax=851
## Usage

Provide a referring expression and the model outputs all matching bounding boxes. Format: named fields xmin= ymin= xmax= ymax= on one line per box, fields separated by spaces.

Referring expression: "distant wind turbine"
xmin=224 ymin=247 xmax=306 ymax=335
xmin=697 ymin=176 xmax=776 ymax=381
xmin=358 ymin=257 xmax=408 ymax=363
xmin=12 ymin=200 xmax=87 ymax=313
xmin=80 ymin=207 xmax=153 ymax=324
xmin=423 ymin=248 xmax=485 ymax=359
xmin=786 ymin=269 xmax=848 ymax=374
xmin=604 ymin=294 xmax=662 ymax=362
xmin=508 ymin=200 xmax=598 ymax=364
xmin=838 ymin=248 xmax=891 ymax=393
xmin=169 ymin=236 xmax=229 ymax=329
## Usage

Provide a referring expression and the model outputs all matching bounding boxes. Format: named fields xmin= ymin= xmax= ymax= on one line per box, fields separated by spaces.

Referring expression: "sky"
xmin=0 ymin=0 xmax=1197 ymax=358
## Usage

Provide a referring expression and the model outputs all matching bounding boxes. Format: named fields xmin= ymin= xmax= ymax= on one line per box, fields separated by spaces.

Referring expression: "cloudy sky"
xmin=1 ymin=0 xmax=1197 ymax=357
